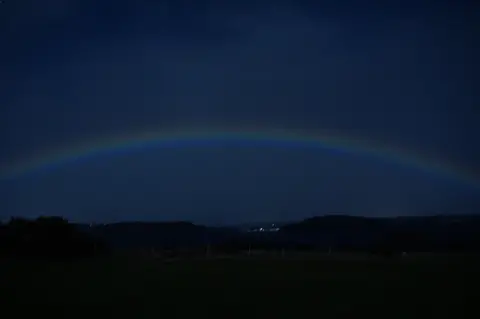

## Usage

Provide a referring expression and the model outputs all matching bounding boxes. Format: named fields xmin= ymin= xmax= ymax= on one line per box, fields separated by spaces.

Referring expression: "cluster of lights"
xmin=248 ymin=224 xmax=280 ymax=232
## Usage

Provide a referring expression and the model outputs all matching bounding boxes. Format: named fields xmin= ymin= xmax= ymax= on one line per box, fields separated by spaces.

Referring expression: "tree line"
xmin=0 ymin=216 xmax=108 ymax=259
xmin=1 ymin=215 xmax=479 ymax=260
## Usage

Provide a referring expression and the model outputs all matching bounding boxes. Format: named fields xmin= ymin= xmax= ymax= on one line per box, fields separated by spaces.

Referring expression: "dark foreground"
xmin=1 ymin=254 xmax=478 ymax=318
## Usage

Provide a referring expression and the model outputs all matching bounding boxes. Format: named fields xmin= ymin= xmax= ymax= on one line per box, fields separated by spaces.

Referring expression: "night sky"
xmin=1 ymin=0 xmax=479 ymax=224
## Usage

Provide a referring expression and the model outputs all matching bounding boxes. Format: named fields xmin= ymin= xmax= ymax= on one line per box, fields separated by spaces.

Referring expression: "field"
xmin=1 ymin=254 xmax=478 ymax=318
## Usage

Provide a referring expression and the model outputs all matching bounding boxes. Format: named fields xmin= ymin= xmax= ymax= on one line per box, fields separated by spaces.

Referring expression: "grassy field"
xmin=1 ymin=254 xmax=477 ymax=318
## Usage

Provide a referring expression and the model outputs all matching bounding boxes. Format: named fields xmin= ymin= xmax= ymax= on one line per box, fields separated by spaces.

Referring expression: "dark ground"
xmin=1 ymin=254 xmax=477 ymax=318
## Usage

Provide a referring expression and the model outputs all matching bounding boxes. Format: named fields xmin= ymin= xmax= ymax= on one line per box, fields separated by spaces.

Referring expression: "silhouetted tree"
xmin=0 ymin=216 xmax=109 ymax=259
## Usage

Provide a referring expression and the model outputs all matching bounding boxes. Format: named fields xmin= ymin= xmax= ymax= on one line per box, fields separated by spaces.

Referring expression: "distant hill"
xmin=279 ymin=214 xmax=480 ymax=252
xmin=73 ymin=214 xmax=480 ymax=254
xmin=77 ymin=221 xmax=243 ymax=251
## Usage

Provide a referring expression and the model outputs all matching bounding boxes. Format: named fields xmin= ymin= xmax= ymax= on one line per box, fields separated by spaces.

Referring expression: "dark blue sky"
xmin=1 ymin=0 xmax=479 ymax=224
